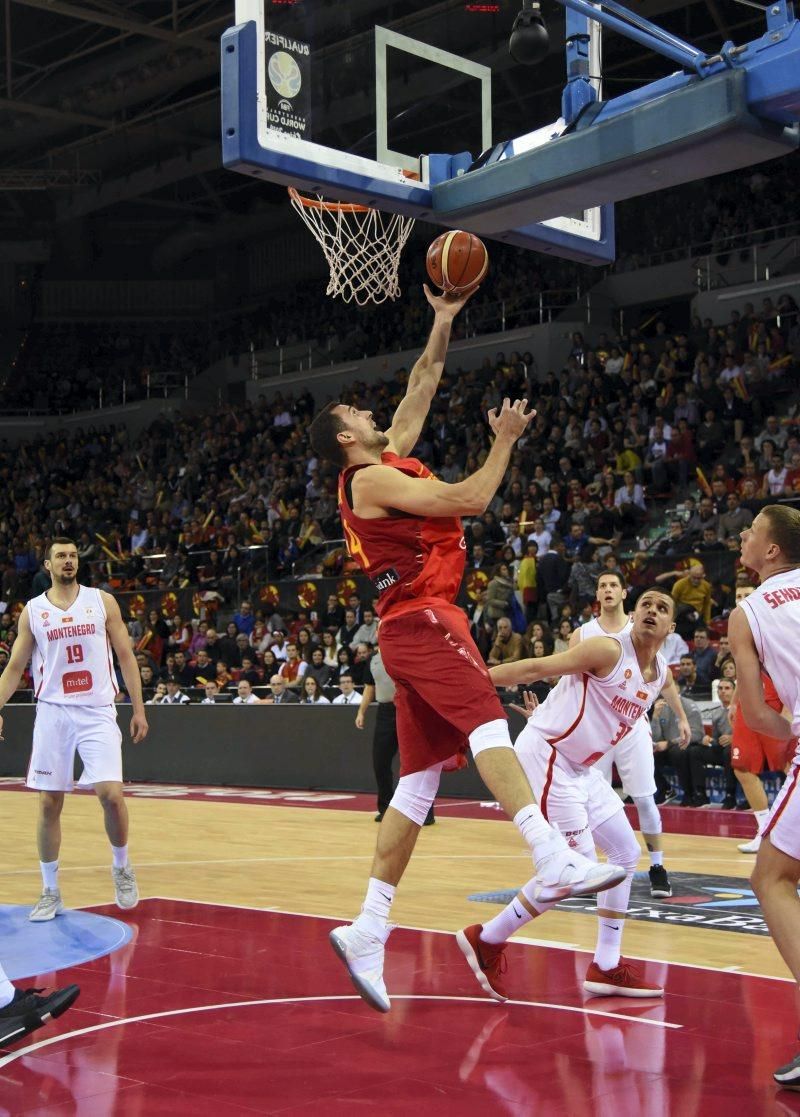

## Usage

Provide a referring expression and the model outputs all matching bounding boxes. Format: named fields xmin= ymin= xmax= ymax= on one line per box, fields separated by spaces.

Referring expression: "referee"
xmin=355 ymin=645 xmax=435 ymax=825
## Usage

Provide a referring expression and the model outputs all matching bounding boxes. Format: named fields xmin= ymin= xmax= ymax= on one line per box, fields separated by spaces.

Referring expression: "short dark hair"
xmin=694 ymin=626 xmax=709 ymax=637
xmin=46 ymin=537 xmax=77 ymax=560
xmin=637 ymin=587 xmax=676 ymax=616
xmin=309 ymin=401 xmax=348 ymax=467
xmin=596 ymin=570 xmax=626 ymax=591
xmin=339 ymin=672 xmax=354 ymax=683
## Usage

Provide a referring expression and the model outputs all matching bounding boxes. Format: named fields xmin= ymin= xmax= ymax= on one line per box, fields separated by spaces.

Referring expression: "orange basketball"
xmin=426 ymin=230 xmax=489 ymax=295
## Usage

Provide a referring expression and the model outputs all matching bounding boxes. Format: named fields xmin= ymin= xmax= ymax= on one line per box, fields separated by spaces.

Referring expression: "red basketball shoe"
xmin=583 ymin=959 xmax=664 ymax=998
xmin=457 ymin=924 xmax=509 ymax=1002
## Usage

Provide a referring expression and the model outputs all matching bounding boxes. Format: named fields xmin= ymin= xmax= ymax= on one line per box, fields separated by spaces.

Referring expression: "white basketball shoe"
xmin=533 ymin=839 xmax=626 ymax=903
xmin=329 ymin=923 xmax=392 ymax=1013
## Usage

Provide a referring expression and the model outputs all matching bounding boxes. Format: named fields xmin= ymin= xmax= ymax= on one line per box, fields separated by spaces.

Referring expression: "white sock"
xmin=481 ymin=891 xmax=548 ymax=945
xmin=354 ymin=877 xmax=395 ymax=941
xmin=111 ymin=844 xmax=128 ymax=870
xmin=0 ymin=962 xmax=14 ymax=1009
xmin=513 ymin=805 xmax=562 ymax=858
xmin=40 ymin=860 xmax=59 ymax=891
xmin=650 ymin=850 xmax=664 ymax=867
xmin=594 ymin=916 xmax=624 ymax=971
xmin=754 ymin=809 xmax=769 ymax=834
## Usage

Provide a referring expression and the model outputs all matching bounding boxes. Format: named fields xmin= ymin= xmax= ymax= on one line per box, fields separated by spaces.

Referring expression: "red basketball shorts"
xmin=378 ymin=601 xmax=506 ymax=776
xmin=731 ymin=717 xmax=787 ymax=774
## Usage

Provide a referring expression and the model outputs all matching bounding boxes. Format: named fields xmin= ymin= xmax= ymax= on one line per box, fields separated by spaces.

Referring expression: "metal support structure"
xmin=562 ymin=5 xmax=597 ymax=125
xmin=4 ymin=0 xmax=11 ymax=98
xmin=11 ymin=0 xmax=217 ymax=53
xmin=0 ymin=168 xmax=101 ymax=189
xmin=0 ymin=95 xmax=111 ymax=128
xmin=553 ymin=0 xmax=710 ymax=73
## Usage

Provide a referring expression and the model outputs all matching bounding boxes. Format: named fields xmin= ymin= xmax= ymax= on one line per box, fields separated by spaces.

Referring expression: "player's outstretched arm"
xmin=354 ymin=398 xmax=534 ymax=519
xmin=385 ymin=286 xmax=473 ymax=458
xmin=729 ymin=606 xmax=793 ymax=741
xmin=659 ymin=671 xmax=692 ymax=748
xmin=101 ymin=591 xmax=149 ymax=743
xmin=0 ymin=607 xmax=35 ymax=739
xmin=489 ymin=636 xmax=621 ymax=688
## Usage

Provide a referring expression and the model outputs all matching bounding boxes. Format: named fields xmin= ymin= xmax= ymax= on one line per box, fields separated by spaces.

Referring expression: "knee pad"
xmin=595 ymin=813 xmax=641 ymax=875
xmin=632 ymin=795 xmax=662 ymax=836
xmin=389 ymin=763 xmax=442 ymax=826
xmin=469 ymin=718 xmax=513 ymax=758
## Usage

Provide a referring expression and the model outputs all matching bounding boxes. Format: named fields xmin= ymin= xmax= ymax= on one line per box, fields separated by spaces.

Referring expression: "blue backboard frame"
xmin=221 ymin=3 xmax=616 ymax=266
xmin=221 ymin=1 xmax=800 ymax=268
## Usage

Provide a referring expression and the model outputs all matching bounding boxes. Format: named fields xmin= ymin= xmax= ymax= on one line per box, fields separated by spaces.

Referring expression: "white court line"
xmin=0 ymin=852 xmax=533 ymax=877
xmin=145 ymin=897 xmax=795 ymax=984
xmin=0 ymin=991 xmax=681 ymax=1069
xmin=0 ymin=851 xmax=758 ymax=879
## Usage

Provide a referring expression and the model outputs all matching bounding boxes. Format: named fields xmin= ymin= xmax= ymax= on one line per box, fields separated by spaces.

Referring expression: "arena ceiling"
xmin=0 ymin=1 xmax=769 ymax=261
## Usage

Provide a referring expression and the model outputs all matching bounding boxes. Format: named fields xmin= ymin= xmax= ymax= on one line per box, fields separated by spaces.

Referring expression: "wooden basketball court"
xmin=0 ymin=783 xmax=797 ymax=1114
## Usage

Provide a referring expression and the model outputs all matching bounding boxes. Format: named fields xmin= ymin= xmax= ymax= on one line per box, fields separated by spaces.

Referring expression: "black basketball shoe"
xmin=649 ymin=864 xmax=672 ymax=898
xmin=0 ymin=985 xmax=80 ymax=1048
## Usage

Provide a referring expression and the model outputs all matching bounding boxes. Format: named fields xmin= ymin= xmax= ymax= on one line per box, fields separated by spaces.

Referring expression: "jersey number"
xmin=65 ymin=644 xmax=84 ymax=664
xmin=610 ymin=721 xmax=631 ymax=747
xmin=343 ymin=521 xmax=370 ymax=569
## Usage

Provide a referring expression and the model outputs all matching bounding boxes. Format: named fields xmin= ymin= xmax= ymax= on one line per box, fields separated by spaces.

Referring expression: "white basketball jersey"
xmin=577 ymin=614 xmax=632 ymax=641
xmin=528 ymin=628 xmax=668 ymax=766
xmin=739 ymin=568 xmax=800 ymax=735
xmin=28 ymin=586 xmax=118 ymax=706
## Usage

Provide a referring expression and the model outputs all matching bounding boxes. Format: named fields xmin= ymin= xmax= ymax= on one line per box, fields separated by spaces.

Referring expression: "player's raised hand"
xmin=422 ymin=283 xmax=475 ymax=317
xmin=487 ymin=398 xmax=536 ymax=442
xmin=130 ymin=711 xmax=149 ymax=744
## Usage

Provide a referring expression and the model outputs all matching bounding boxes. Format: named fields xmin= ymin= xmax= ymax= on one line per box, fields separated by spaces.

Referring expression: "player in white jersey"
xmin=0 ymin=538 xmax=148 ymax=921
xmin=458 ymin=588 xmax=690 ymax=1000
xmin=572 ymin=571 xmax=672 ymax=899
xmin=728 ymin=506 xmax=800 ymax=1090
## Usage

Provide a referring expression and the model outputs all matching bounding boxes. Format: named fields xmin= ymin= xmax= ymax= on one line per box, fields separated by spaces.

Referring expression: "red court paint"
xmin=1 ymin=900 xmax=796 ymax=1114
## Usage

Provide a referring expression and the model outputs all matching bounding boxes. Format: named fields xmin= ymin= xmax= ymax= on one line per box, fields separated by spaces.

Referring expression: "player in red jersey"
xmin=310 ymin=286 xmax=625 ymax=1013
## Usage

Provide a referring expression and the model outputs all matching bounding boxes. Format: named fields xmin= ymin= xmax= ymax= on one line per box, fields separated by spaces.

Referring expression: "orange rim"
xmin=288 ymin=186 xmax=372 ymax=214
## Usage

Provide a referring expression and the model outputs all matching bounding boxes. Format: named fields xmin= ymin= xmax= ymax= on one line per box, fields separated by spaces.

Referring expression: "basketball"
xmin=426 ymin=230 xmax=489 ymax=295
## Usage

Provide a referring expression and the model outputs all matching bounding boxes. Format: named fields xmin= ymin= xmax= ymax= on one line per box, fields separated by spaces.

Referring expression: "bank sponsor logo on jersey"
xmin=372 ymin=567 xmax=399 ymax=594
xmin=469 ymin=872 xmax=776 ymax=937
xmin=62 ymin=669 xmax=93 ymax=694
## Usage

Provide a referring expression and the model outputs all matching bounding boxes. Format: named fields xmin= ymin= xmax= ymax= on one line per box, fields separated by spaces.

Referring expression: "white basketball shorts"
xmin=515 ymin=722 xmax=624 ymax=836
xmin=27 ymin=701 xmax=123 ymax=792
xmin=763 ymin=758 xmax=800 ymax=861
xmin=593 ymin=717 xmax=657 ymax=799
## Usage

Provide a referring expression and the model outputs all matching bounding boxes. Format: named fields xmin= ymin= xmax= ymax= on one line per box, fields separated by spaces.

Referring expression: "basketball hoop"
xmin=288 ymin=187 xmax=415 ymax=306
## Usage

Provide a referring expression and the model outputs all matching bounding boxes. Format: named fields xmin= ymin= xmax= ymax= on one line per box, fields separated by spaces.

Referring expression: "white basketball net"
xmin=288 ymin=187 xmax=415 ymax=306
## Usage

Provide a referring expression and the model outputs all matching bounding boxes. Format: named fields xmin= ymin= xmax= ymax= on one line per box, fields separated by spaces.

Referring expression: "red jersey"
xmin=338 ymin=452 xmax=465 ymax=619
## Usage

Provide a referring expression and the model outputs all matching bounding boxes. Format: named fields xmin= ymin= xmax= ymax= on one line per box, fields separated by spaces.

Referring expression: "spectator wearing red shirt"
xmin=278 ymin=641 xmax=308 ymax=689
xmin=666 ymin=417 xmax=696 ymax=488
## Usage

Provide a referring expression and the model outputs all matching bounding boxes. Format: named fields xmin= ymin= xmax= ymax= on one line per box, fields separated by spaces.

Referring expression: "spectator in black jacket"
xmin=321 ymin=593 xmax=344 ymax=630
xmin=536 ymin=537 xmax=571 ymax=622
